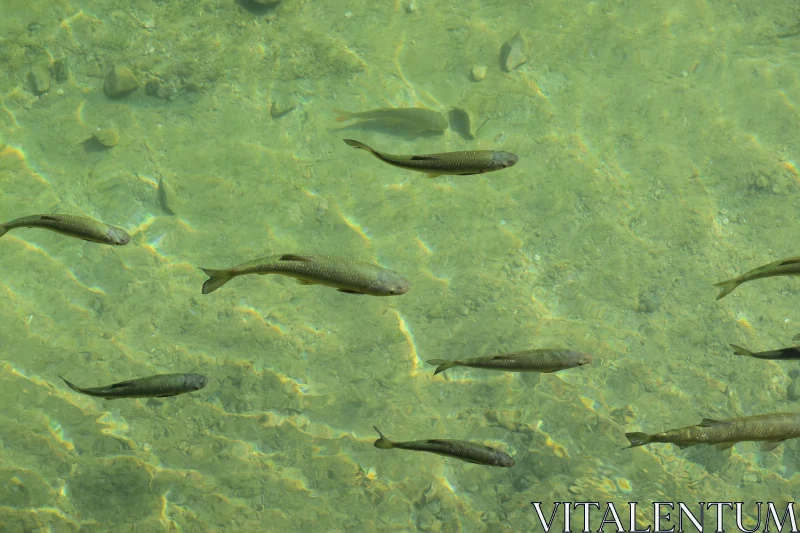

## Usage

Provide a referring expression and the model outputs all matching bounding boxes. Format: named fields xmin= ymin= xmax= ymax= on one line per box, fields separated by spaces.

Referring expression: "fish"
xmin=624 ymin=412 xmax=800 ymax=451
xmin=372 ymin=426 xmax=514 ymax=467
xmin=200 ymin=253 xmax=411 ymax=295
xmin=730 ymin=344 xmax=800 ymax=360
xmin=343 ymin=139 xmax=518 ymax=178
xmin=0 ymin=214 xmax=130 ymax=245
xmin=713 ymin=256 xmax=800 ymax=299
xmin=335 ymin=107 xmax=448 ymax=132
xmin=427 ymin=349 xmax=593 ymax=375
xmin=60 ymin=373 xmax=207 ymax=399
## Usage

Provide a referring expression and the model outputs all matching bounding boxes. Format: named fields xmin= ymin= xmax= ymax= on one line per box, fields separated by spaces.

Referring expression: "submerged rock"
xmin=28 ymin=65 xmax=51 ymax=94
xmin=103 ymin=66 xmax=139 ymax=98
xmin=500 ymin=31 xmax=528 ymax=72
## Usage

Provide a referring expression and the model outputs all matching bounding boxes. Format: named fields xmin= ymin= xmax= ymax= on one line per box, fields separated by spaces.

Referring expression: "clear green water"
xmin=1 ymin=0 xmax=800 ymax=531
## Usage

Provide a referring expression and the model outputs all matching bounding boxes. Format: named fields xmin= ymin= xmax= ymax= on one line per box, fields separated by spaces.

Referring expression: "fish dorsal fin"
xmin=108 ymin=381 xmax=134 ymax=389
xmin=280 ymin=254 xmax=313 ymax=262
xmin=760 ymin=440 xmax=784 ymax=451
xmin=714 ymin=442 xmax=735 ymax=451
xmin=411 ymin=155 xmax=439 ymax=161
xmin=778 ymin=257 xmax=800 ymax=266
xmin=676 ymin=442 xmax=697 ymax=449
xmin=700 ymin=418 xmax=725 ymax=427
xmin=40 ymin=215 xmax=60 ymax=221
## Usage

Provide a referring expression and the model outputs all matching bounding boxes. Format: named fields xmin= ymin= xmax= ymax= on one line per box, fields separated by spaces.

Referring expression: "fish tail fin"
xmin=427 ymin=359 xmax=458 ymax=375
xmin=713 ymin=278 xmax=740 ymax=300
xmin=624 ymin=432 xmax=652 ymax=449
xmin=59 ymin=375 xmax=83 ymax=394
xmin=343 ymin=139 xmax=374 ymax=154
xmin=730 ymin=344 xmax=753 ymax=357
xmin=0 ymin=225 xmax=6 ymax=238
xmin=333 ymin=109 xmax=351 ymax=122
xmin=200 ymin=268 xmax=233 ymax=294
xmin=373 ymin=426 xmax=394 ymax=449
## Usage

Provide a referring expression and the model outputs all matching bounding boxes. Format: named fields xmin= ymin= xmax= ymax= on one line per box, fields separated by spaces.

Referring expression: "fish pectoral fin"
xmin=713 ymin=442 xmax=736 ymax=451
xmin=425 ymin=173 xmax=441 ymax=179
xmin=156 ymin=393 xmax=180 ymax=398
xmin=296 ymin=279 xmax=318 ymax=285
xmin=699 ymin=418 xmax=725 ymax=427
xmin=338 ymin=288 xmax=365 ymax=294
xmin=280 ymin=254 xmax=313 ymax=262
xmin=760 ymin=440 xmax=785 ymax=451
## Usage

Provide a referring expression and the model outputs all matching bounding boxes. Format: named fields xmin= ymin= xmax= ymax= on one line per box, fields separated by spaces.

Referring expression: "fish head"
xmin=107 ymin=227 xmax=131 ymax=245
xmin=574 ymin=352 xmax=594 ymax=367
xmin=496 ymin=452 xmax=515 ymax=467
xmin=185 ymin=374 xmax=208 ymax=391
xmin=490 ymin=151 xmax=519 ymax=170
xmin=375 ymin=270 xmax=411 ymax=296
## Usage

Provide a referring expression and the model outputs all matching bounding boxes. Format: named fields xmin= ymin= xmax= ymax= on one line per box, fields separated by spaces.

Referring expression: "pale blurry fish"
xmin=343 ymin=139 xmax=518 ymax=178
xmin=335 ymin=107 xmax=448 ymax=132
xmin=731 ymin=344 xmax=800 ymax=360
xmin=625 ymin=412 xmax=800 ymax=451
xmin=200 ymin=253 xmax=410 ymax=296
xmin=714 ymin=256 xmax=800 ymax=299
xmin=60 ymin=373 xmax=207 ymax=399
xmin=372 ymin=426 xmax=514 ymax=467
xmin=428 ymin=349 xmax=593 ymax=375
xmin=0 ymin=214 xmax=130 ymax=245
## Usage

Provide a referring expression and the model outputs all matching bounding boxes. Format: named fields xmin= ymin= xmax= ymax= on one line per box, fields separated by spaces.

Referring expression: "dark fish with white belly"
xmin=200 ymin=253 xmax=411 ymax=295
xmin=60 ymin=373 xmax=207 ymax=399
xmin=731 ymin=344 xmax=800 ymax=360
xmin=0 ymin=214 xmax=130 ymax=245
xmin=428 ymin=349 xmax=593 ymax=375
xmin=335 ymin=107 xmax=448 ymax=132
xmin=343 ymin=139 xmax=518 ymax=178
xmin=714 ymin=256 xmax=800 ymax=299
xmin=372 ymin=426 xmax=514 ymax=467
xmin=624 ymin=412 xmax=800 ymax=451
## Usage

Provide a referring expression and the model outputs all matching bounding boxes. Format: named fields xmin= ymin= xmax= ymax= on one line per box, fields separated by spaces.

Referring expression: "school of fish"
xmin=3 ymin=101 xmax=798 ymax=482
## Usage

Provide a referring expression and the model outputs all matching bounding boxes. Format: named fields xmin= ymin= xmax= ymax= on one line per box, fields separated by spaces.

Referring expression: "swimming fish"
xmin=0 ymin=214 xmax=130 ymax=245
xmin=624 ymin=412 xmax=800 ymax=451
xmin=343 ymin=139 xmax=518 ymax=178
xmin=335 ymin=107 xmax=448 ymax=132
xmin=730 ymin=344 xmax=800 ymax=360
xmin=60 ymin=373 xmax=207 ymax=399
xmin=428 ymin=349 xmax=593 ymax=375
xmin=714 ymin=256 xmax=800 ymax=299
xmin=372 ymin=426 xmax=514 ymax=467
xmin=200 ymin=253 xmax=410 ymax=295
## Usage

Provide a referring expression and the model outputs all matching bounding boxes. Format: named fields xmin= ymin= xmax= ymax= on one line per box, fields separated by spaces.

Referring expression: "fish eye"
xmin=387 ymin=289 xmax=396 ymax=295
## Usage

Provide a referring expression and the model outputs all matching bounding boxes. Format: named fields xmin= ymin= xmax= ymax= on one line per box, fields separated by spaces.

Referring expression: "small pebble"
xmin=93 ymin=127 xmax=119 ymax=148
xmin=470 ymin=65 xmax=486 ymax=82
xmin=788 ymin=380 xmax=800 ymax=401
